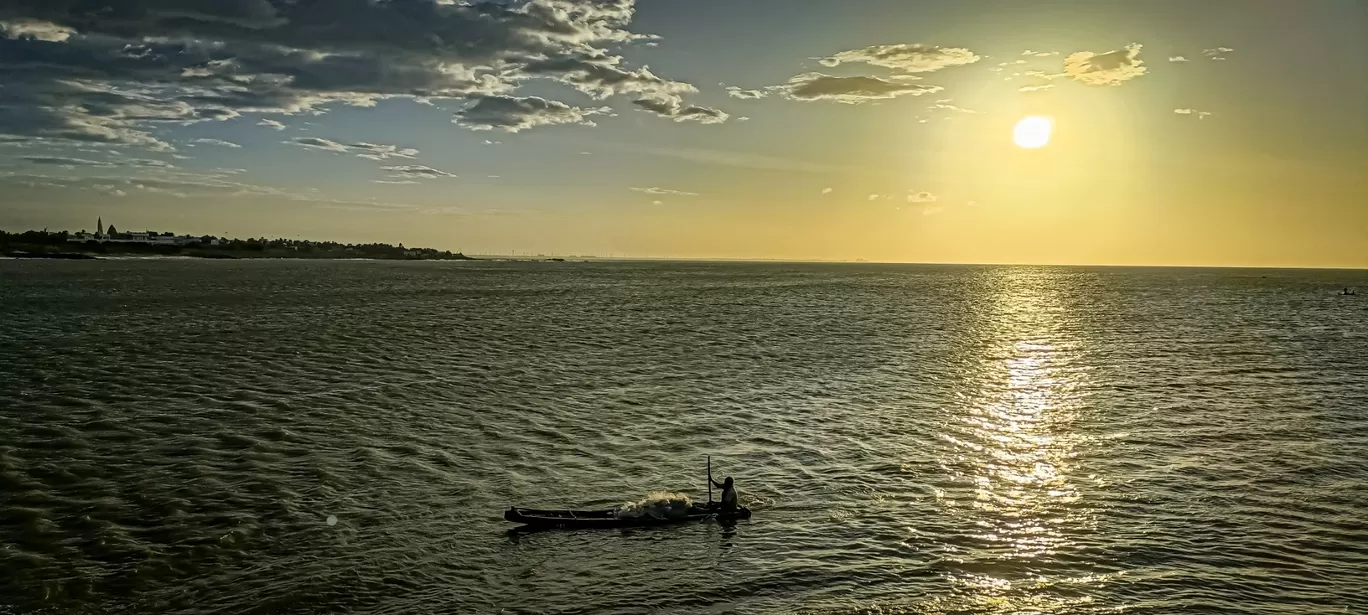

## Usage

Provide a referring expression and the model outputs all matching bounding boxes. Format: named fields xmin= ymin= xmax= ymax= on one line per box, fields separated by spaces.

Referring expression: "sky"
xmin=1 ymin=0 xmax=1366 ymax=267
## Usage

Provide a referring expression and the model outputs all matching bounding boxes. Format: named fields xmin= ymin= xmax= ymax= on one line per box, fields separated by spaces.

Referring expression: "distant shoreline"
xmin=3 ymin=250 xmax=478 ymax=262
xmin=1 ymin=229 xmax=474 ymax=261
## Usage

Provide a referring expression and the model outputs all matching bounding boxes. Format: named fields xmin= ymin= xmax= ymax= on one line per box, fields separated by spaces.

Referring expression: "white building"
xmin=68 ymin=218 xmax=212 ymax=245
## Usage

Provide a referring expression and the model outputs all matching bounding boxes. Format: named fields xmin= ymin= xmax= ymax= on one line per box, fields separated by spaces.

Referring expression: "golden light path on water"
xmin=934 ymin=268 xmax=1107 ymax=612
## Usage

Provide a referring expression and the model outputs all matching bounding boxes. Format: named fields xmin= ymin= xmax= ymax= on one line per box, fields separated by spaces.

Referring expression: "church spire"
xmin=97 ymin=217 xmax=103 ymax=236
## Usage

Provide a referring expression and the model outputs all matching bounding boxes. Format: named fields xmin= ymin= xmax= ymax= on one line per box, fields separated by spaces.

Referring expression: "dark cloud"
xmin=0 ymin=0 xmax=721 ymax=147
xmin=632 ymin=96 xmax=729 ymax=123
xmin=776 ymin=73 xmax=943 ymax=104
xmin=521 ymin=53 xmax=695 ymax=103
xmin=1064 ymin=43 xmax=1147 ymax=85
xmin=818 ymin=44 xmax=980 ymax=73
xmin=455 ymin=95 xmax=606 ymax=132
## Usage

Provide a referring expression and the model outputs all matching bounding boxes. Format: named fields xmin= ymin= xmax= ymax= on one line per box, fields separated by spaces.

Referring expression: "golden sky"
xmin=1 ymin=0 xmax=1365 ymax=267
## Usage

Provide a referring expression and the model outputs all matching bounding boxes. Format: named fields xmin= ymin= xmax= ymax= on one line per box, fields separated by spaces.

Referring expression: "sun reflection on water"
xmin=935 ymin=268 xmax=1098 ymax=611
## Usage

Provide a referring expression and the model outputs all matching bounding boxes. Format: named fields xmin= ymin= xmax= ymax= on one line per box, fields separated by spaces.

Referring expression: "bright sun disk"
xmin=1013 ymin=116 xmax=1053 ymax=149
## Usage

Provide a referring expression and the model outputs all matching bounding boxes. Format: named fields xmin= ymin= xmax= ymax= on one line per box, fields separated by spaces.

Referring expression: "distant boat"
xmin=1340 ymin=288 xmax=1356 ymax=296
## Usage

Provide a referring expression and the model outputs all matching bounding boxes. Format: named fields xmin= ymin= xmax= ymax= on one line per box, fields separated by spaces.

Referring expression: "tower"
xmin=97 ymin=217 xmax=104 ymax=236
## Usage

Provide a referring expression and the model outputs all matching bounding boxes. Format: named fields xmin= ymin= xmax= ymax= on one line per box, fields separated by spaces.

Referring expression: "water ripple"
xmin=1 ymin=260 xmax=1366 ymax=614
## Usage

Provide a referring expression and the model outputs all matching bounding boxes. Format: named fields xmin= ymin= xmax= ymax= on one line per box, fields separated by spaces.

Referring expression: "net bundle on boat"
xmin=614 ymin=491 xmax=695 ymax=520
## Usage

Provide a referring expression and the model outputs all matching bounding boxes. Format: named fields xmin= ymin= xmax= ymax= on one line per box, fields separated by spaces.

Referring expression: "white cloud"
xmin=1018 ymin=84 xmax=1054 ymax=92
xmin=775 ymin=73 xmax=944 ymax=104
xmin=1174 ymin=108 xmax=1213 ymax=119
xmin=0 ymin=19 xmax=75 ymax=42
xmin=819 ymin=44 xmax=981 ymax=73
xmin=725 ymin=86 xmax=767 ymax=100
xmin=821 ymin=187 xmax=833 ymax=195
xmin=651 ymin=200 xmax=663 ymax=205
xmin=631 ymin=187 xmax=698 ymax=196
xmin=192 ymin=138 xmax=241 ymax=148
xmin=868 ymin=194 xmax=879 ymax=201
xmin=1169 ymin=56 xmax=1189 ymax=62
xmin=1022 ymin=50 xmax=1058 ymax=57
xmin=927 ymin=102 xmax=976 ymax=114
xmin=1202 ymin=47 xmax=1234 ymax=60
xmin=257 ymin=119 xmax=286 ymax=131
xmin=1064 ymin=43 xmax=1147 ymax=86
xmin=908 ymin=191 xmax=938 ymax=203
xmin=381 ymin=165 xmax=456 ymax=180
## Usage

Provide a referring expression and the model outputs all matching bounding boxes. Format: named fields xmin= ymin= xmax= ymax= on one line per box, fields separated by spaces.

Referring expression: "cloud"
xmin=651 ymin=200 xmax=664 ymax=205
xmin=1022 ymin=50 xmax=1058 ymax=57
xmin=776 ymin=73 xmax=944 ymax=104
xmin=0 ymin=19 xmax=75 ymax=42
xmin=725 ymin=87 xmax=768 ymax=100
xmin=599 ymin=142 xmax=847 ymax=173
xmin=1063 ymin=43 xmax=1147 ymax=85
xmin=821 ymin=187 xmax=833 ymax=195
xmin=868 ymin=194 xmax=880 ymax=201
xmin=927 ymin=102 xmax=976 ymax=113
xmin=1169 ymin=56 xmax=1189 ymax=62
xmin=257 ymin=119 xmax=286 ymax=131
xmin=819 ymin=44 xmax=981 ymax=73
xmin=290 ymin=137 xmax=348 ymax=153
xmin=19 ymin=156 xmax=115 ymax=168
xmin=631 ymin=187 xmax=698 ymax=196
xmin=193 ymin=138 xmax=241 ymax=148
xmin=93 ymin=184 xmax=127 ymax=197
xmin=908 ymin=191 xmax=938 ymax=203
xmin=1202 ymin=47 xmax=1234 ymax=60
xmin=1174 ymin=108 xmax=1213 ymax=119
xmin=0 ymin=0 xmax=721 ymax=148
xmin=632 ymin=96 xmax=730 ymax=124
xmin=380 ymin=164 xmax=456 ymax=180
xmin=1 ymin=167 xmax=427 ymax=211
xmin=19 ymin=155 xmax=172 ymax=169
xmin=520 ymin=54 xmax=696 ymax=103
xmin=1018 ymin=84 xmax=1054 ymax=92
xmin=455 ymin=95 xmax=606 ymax=132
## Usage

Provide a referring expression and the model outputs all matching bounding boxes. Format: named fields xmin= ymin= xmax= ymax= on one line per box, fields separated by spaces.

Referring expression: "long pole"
xmin=707 ymin=456 xmax=712 ymax=503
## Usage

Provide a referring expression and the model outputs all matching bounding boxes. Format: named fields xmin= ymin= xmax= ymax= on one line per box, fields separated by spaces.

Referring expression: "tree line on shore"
xmin=0 ymin=230 xmax=471 ymax=260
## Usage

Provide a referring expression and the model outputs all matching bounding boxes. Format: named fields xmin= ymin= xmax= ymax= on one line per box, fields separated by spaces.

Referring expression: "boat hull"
xmin=504 ymin=505 xmax=751 ymax=529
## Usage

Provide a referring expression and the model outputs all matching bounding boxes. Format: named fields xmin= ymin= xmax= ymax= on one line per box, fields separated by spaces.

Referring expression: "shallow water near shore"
xmin=1 ymin=259 xmax=1366 ymax=614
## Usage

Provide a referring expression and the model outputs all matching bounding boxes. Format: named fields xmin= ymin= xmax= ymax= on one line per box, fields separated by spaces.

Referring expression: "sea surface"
xmin=1 ymin=259 xmax=1366 ymax=615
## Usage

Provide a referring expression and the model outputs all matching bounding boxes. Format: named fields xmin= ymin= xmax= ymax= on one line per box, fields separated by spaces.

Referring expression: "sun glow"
xmin=1013 ymin=116 xmax=1054 ymax=149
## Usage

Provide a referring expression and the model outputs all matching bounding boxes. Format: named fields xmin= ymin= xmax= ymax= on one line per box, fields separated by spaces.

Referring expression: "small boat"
xmin=504 ymin=504 xmax=751 ymax=530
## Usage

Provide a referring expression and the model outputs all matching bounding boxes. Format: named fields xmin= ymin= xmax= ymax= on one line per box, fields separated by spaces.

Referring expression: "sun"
xmin=1013 ymin=116 xmax=1054 ymax=149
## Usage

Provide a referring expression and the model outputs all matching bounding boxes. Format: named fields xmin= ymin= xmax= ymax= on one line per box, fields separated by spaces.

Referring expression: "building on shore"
xmin=68 ymin=218 xmax=219 ymax=246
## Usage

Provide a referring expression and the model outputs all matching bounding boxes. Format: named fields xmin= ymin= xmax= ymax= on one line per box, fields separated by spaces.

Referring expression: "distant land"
xmin=0 ymin=229 xmax=472 ymax=261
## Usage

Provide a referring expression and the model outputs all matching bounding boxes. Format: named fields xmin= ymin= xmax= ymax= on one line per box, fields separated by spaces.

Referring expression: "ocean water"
xmin=1 ymin=259 xmax=1366 ymax=615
